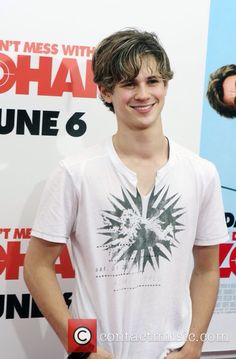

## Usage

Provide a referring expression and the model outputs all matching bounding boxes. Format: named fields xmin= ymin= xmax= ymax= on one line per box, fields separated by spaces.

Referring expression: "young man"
xmin=207 ymin=64 xmax=236 ymax=118
xmin=24 ymin=29 xmax=228 ymax=359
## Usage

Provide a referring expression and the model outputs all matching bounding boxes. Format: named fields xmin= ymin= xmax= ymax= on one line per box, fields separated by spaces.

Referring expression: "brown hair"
xmin=92 ymin=28 xmax=173 ymax=112
xmin=207 ymin=64 xmax=236 ymax=119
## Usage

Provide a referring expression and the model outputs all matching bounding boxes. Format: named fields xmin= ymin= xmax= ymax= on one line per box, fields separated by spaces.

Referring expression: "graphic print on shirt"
xmin=97 ymin=185 xmax=185 ymax=274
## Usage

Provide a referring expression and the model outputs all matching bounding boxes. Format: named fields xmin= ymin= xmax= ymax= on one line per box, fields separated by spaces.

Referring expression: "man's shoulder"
xmin=60 ymin=139 xmax=109 ymax=174
xmin=171 ymin=140 xmax=217 ymax=176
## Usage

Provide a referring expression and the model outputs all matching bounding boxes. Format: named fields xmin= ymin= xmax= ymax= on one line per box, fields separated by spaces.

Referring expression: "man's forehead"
xmin=117 ymin=54 xmax=162 ymax=84
xmin=140 ymin=55 xmax=161 ymax=73
xmin=223 ymin=74 xmax=236 ymax=107
xmin=223 ymin=74 xmax=236 ymax=90
xmin=132 ymin=57 xmax=162 ymax=80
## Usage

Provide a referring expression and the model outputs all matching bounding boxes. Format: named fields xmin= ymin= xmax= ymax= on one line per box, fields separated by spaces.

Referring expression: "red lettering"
xmin=0 ymin=53 xmax=97 ymax=98
xmin=13 ymin=228 xmax=31 ymax=239
xmin=0 ymin=53 xmax=16 ymax=93
xmin=50 ymin=44 xmax=58 ymax=55
xmin=0 ymin=228 xmax=11 ymax=239
xmin=219 ymin=242 xmax=236 ymax=278
xmin=0 ymin=40 xmax=11 ymax=51
xmin=0 ymin=40 xmax=20 ymax=52
xmin=230 ymin=247 xmax=236 ymax=275
xmin=62 ymin=44 xmax=78 ymax=56
xmin=15 ymin=55 xmax=52 ymax=95
xmin=11 ymin=41 xmax=21 ymax=52
xmin=0 ymin=242 xmax=25 ymax=279
xmin=83 ymin=59 xmax=97 ymax=97
xmin=51 ymin=58 xmax=97 ymax=98
xmin=23 ymin=42 xmax=58 ymax=55
xmin=232 ymin=232 xmax=236 ymax=241
xmin=0 ymin=242 xmax=75 ymax=280
xmin=23 ymin=41 xmax=43 ymax=53
xmin=0 ymin=245 xmax=6 ymax=275
xmin=62 ymin=45 xmax=94 ymax=57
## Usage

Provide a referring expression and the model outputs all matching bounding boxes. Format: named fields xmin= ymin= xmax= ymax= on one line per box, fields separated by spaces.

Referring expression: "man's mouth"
xmin=130 ymin=103 xmax=155 ymax=112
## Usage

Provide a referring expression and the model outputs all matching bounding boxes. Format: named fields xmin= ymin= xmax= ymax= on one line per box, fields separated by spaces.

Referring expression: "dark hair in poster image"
xmin=207 ymin=64 xmax=236 ymax=119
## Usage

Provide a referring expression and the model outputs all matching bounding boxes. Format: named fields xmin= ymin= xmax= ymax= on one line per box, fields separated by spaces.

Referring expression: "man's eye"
xmin=148 ymin=78 xmax=159 ymax=84
xmin=123 ymin=82 xmax=135 ymax=87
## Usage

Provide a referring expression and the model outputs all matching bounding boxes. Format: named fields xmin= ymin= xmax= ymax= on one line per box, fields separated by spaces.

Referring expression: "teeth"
xmin=132 ymin=104 xmax=153 ymax=110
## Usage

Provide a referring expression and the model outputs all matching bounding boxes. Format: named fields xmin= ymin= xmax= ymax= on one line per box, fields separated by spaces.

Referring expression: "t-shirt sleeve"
xmin=31 ymin=162 xmax=78 ymax=243
xmin=195 ymin=164 xmax=229 ymax=245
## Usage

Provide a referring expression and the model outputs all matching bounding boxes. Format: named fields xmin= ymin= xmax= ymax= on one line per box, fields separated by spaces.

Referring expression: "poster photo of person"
xmin=207 ymin=64 xmax=236 ymax=119
xmin=200 ymin=0 xmax=236 ymax=354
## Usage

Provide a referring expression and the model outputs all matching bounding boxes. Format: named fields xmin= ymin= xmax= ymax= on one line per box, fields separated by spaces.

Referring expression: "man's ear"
xmin=98 ymin=85 xmax=112 ymax=103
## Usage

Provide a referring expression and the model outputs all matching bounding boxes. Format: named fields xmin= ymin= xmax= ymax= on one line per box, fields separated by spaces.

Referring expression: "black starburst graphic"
xmin=98 ymin=185 xmax=185 ymax=272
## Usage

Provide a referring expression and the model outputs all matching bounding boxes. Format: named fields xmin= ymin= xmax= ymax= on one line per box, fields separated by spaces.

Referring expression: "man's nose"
xmin=134 ymin=84 xmax=150 ymax=100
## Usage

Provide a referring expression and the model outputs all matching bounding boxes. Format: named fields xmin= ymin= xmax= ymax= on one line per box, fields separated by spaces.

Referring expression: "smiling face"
xmin=222 ymin=74 xmax=236 ymax=107
xmin=100 ymin=55 xmax=168 ymax=131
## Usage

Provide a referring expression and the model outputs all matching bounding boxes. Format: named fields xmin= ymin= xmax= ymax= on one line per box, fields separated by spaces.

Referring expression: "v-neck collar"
xmin=106 ymin=136 xmax=175 ymax=188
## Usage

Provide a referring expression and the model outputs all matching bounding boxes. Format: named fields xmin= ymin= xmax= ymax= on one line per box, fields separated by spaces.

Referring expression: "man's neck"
xmin=112 ymin=126 xmax=169 ymax=196
xmin=112 ymin=126 xmax=168 ymax=162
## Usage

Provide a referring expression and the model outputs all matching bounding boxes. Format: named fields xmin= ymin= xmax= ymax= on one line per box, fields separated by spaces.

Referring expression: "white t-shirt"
xmin=32 ymin=138 xmax=228 ymax=359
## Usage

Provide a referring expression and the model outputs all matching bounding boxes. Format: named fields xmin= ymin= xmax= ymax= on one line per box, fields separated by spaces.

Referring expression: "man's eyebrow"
xmin=148 ymin=75 xmax=161 ymax=78
xmin=146 ymin=75 xmax=163 ymax=81
xmin=120 ymin=78 xmax=135 ymax=84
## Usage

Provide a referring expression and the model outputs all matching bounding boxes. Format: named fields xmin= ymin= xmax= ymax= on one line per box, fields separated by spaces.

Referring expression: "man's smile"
xmin=130 ymin=103 xmax=156 ymax=112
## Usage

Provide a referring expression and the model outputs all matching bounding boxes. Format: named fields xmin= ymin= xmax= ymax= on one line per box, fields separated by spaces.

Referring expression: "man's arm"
xmin=24 ymin=236 xmax=71 ymax=349
xmin=24 ymin=236 xmax=116 ymax=359
xmin=167 ymin=244 xmax=220 ymax=359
